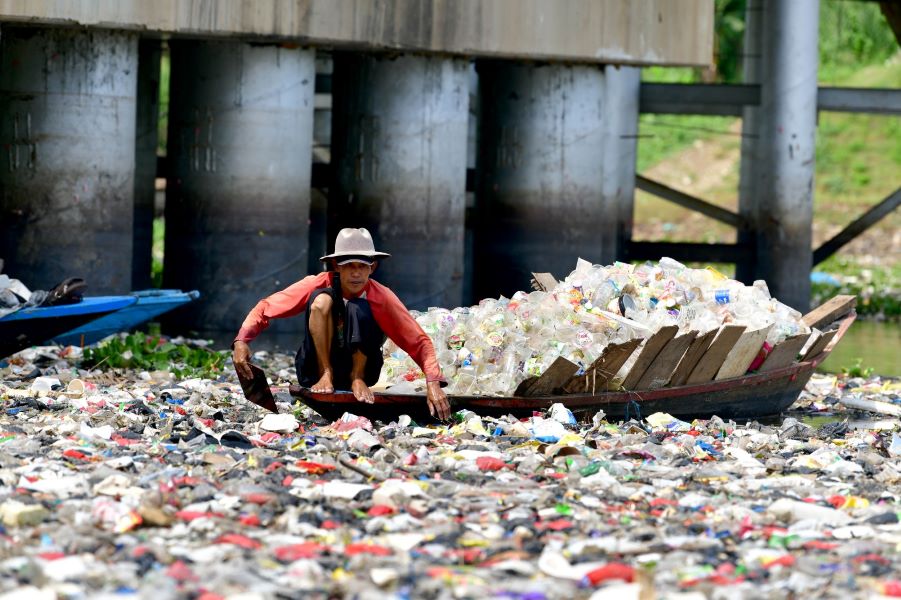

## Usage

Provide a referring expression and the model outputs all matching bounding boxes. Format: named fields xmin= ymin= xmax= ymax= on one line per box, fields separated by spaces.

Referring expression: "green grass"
xmin=152 ymin=217 xmax=164 ymax=288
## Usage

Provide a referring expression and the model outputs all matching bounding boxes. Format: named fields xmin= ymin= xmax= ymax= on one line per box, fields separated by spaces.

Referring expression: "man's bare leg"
xmin=350 ymin=349 xmax=374 ymax=403
xmin=309 ymin=293 xmax=335 ymax=393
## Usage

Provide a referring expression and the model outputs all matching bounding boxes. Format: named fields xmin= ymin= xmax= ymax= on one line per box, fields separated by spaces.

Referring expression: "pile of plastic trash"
xmin=382 ymin=258 xmax=811 ymax=396
xmin=1 ymin=346 xmax=900 ymax=598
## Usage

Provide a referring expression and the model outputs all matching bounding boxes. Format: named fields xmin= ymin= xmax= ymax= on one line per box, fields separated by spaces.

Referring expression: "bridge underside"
xmin=4 ymin=1 xmax=894 ymax=337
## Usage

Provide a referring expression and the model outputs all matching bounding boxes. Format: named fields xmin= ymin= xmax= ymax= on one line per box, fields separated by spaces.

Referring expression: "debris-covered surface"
xmin=2 ymin=345 xmax=901 ymax=599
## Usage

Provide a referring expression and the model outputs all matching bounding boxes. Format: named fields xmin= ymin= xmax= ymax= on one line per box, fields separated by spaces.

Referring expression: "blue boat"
xmin=0 ymin=296 xmax=137 ymax=359
xmin=50 ymin=289 xmax=200 ymax=347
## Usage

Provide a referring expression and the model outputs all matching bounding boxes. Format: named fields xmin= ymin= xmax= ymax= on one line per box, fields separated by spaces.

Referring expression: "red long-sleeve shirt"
xmin=235 ymin=272 xmax=445 ymax=385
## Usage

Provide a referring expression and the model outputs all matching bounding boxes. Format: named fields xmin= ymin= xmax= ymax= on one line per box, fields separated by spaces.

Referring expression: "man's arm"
xmin=232 ymin=272 xmax=332 ymax=377
xmin=234 ymin=272 xmax=331 ymax=344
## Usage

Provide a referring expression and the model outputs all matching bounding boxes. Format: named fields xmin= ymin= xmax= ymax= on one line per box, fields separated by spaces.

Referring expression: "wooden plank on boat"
xmin=563 ymin=338 xmax=641 ymax=394
xmin=802 ymin=295 xmax=856 ymax=330
xmin=758 ymin=333 xmax=811 ymax=372
xmin=513 ymin=377 xmax=539 ymax=397
xmin=621 ymin=325 xmax=678 ymax=390
xmin=531 ymin=272 xmax=559 ymax=293
xmin=800 ymin=329 xmax=837 ymax=361
xmin=685 ymin=325 xmax=746 ymax=384
xmin=634 ymin=330 xmax=697 ymax=390
xmin=715 ymin=325 xmax=772 ymax=380
xmin=668 ymin=328 xmax=718 ymax=387
xmin=524 ymin=356 xmax=580 ymax=396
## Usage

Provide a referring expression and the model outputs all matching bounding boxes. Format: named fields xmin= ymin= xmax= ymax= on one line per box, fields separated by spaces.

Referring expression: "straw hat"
xmin=319 ymin=227 xmax=391 ymax=262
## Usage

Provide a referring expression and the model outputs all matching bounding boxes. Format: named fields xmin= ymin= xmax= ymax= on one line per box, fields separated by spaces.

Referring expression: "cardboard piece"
xmin=668 ymin=328 xmax=718 ymax=388
xmin=236 ymin=364 xmax=278 ymax=413
xmin=800 ymin=329 xmax=837 ymax=361
xmin=525 ymin=356 xmax=581 ymax=397
xmin=621 ymin=326 xmax=678 ymax=390
xmin=563 ymin=338 xmax=641 ymax=394
xmin=758 ymin=333 xmax=812 ymax=372
xmin=685 ymin=325 xmax=746 ymax=384
xmin=634 ymin=330 xmax=697 ymax=390
xmin=715 ymin=325 xmax=773 ymax=380
xmin=802 ymin=295 xmax=856 ymax=330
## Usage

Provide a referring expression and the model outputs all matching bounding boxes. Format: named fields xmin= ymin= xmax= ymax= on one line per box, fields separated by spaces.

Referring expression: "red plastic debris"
xmin=345 ymin=543 xmax=392 ymax=556
xmin=803 ymin=540 xmax=839 ymax=551
xmin=264 ymin=461 xmax=285 ymax=474
xmin=583 ymin=562 xmax=635 ymax=586
xmin=166 ymin=560 xmax=198 ymax=582
xmin=63 ymin=449 xmax=88 ymax=461
xmin=367 ymin=505 xmax=395 ymax=517
xmin=239 ymin=514 xmax=262 ymax=527
xmin=538 ymin=519 xmax=573 ymax=531
xmin=37 ymin=552 xmax=66 ymax=561
xmin=649 ymin=498 xmax=678 ymax=507
xmin=274 ymin=542 xmax=328 ymax=561
xmin=241 ymin=492 xmax=274 ymax=505
xmin=476 ymin=456 xmax=506 ymax=471
xmin=763 ymin=554 xmax=795 ymax=569
xmin=295 ymin=461 xmax=336 ymax=475
xmin=175 ymin=510 xmax=223 ymax=522
xmin=214 ymin=533 xmax=261 ymax=550
xmin=883 ymin=581 xmax=901 ymax=597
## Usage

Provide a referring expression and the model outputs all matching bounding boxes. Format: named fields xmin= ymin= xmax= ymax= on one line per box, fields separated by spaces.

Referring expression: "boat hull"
xmin=290 ymin=312 xmax=855 ymax=423
xmin=51 ymin=289 xmax=199 ymax=347
xmin=0 ymin=296 xmax=136 ymax=359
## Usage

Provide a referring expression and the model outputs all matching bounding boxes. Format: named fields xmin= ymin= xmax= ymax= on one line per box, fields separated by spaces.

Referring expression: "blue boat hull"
xmin=0 ymin=296 xmax=137 ymax=359
xmin=51 ymin=289 xmax=200 ymax=347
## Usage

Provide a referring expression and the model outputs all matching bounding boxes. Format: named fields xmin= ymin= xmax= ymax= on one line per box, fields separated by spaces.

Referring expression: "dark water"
xmin=818 ymin=320 xmax=900 ymax=377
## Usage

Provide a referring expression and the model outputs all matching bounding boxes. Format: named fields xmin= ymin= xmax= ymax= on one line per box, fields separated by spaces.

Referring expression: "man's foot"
xmin=311 ymin=370 xmax=334 ymax=394
xmin=351 ymin=378 xmax=374 ymax=404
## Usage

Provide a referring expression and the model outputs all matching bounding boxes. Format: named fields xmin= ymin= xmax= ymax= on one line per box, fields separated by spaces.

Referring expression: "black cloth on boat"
xmin=295 ymin=288 xmax=385 ymax=391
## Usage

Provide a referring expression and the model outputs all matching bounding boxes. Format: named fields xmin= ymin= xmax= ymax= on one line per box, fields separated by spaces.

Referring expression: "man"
xmin=233 ymin=227 xmax=451 ymax=420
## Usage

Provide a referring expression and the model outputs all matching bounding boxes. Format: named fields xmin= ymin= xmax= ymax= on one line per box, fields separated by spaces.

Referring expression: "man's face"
xmin=335 ymin=261 xmax=375 ymax=296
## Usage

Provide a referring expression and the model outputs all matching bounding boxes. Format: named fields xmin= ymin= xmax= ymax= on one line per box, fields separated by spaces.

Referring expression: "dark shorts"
xmin=295 ymin=288 xmax=385 ymax=390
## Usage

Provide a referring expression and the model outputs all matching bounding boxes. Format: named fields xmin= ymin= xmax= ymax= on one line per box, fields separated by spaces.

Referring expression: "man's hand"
xmin=426 ymin=381 xmax=451 ymax=421
xmin=232 ymin=341 xmax=254 ymax=380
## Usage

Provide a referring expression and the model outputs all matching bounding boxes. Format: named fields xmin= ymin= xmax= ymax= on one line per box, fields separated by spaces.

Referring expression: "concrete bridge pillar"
xmin=330 ymin=53 xmax=469 ymax=310
xmin=0 ymin=26 xmax=138 ymax=293
xmin=474 ymin=62 xmax=609 ymax=299
xmin=756 ymin=0 xmax=820 ymax=310
xmin=164 ymin=40 xmax=315 ymax=336
xmin=601 ymin=65 xmax=641 ymax=262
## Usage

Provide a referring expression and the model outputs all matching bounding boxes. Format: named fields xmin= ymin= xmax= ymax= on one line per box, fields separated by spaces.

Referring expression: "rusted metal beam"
xmin=638 ymin=83 xmax=901 ymax=116
xmin=818 ymin=87 xmax=901 ymax=115
xmin=813 ymin=187 xmax=901 ymax=266
xmin=635 ymin=175 xmax=746 ymax=229
xmin=640 ymin=83 xmax=757 ymax=116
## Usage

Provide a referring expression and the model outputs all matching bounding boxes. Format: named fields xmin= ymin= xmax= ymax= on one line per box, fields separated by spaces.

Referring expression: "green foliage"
xmin=841 ymin=357 xmax=874 ymax=379
xmin=158 ymin=49 xmax=170 ymax=155
xmin=713 ymin=0 xmax=747 ymax=84
xmin=151 ymin=217 xmax=164 ymax=289
xmin=819 ymin=2 xmax=899 ymax=81
xmin=812 ymin=256 xmax=901 ymax=320
xmin=81 ymin=332 xmax=229 ymax=379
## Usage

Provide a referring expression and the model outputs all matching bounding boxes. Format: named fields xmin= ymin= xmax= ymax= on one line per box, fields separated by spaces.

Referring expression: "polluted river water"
xmin=1 ymin=339 xmax=900 ymax=598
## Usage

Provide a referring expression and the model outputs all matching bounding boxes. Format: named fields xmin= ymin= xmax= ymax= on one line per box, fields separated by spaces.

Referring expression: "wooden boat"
xmin=0 ymin=296 xmax=137 ymax=360
xmin=50 ymin=289 xmax=200 ymax=347
xmin=290 ymin=295 xmax=858 ymax=423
